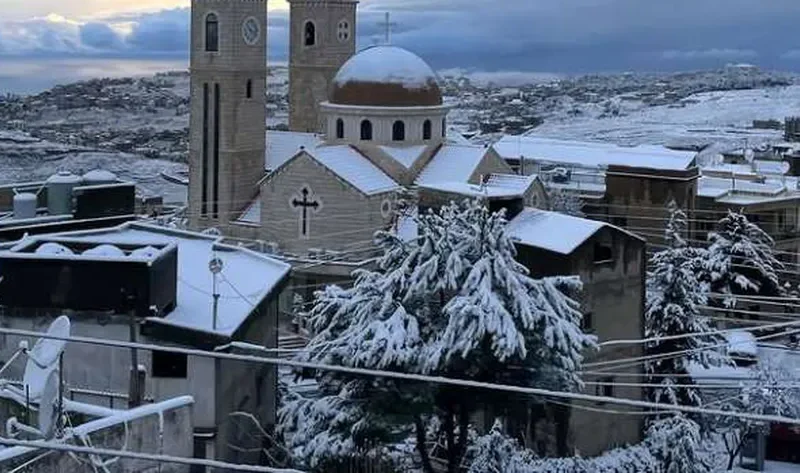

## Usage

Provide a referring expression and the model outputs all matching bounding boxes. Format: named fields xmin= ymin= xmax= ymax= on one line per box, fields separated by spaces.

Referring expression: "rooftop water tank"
xmin=82 ymin=169 xmax=117 ymax=186
xmin=13 ymin=193 xmax=37 ymax=220
xmin=46 ymin=171 xmax=82 ymax=216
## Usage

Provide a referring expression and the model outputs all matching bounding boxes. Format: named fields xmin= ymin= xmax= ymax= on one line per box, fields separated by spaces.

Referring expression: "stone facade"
xmin=188 ymin=0 xmax=267 ymax=230
xmin=260 ymin=152 xmax=395 ymax=254
xmin=289 ymin=0 xmax=357 ymax=133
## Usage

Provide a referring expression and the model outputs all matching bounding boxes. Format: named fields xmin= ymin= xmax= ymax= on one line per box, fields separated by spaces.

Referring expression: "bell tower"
xmin=188 ymin=0 xmax=267 ymax=229
xmin=288 ymin=0 xmax=358 ymax=133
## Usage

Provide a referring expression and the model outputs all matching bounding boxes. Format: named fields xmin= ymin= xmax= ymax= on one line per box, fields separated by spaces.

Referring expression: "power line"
xmin=1 ymin=326 xmax=799 ymax=426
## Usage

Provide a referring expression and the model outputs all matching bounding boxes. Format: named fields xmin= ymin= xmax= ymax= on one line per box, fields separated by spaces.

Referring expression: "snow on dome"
xmin=130 ymin=246 xmax=159 ymax=259
xmin=35 ymin=242 xmax=75 ymax=256
xmin=330 ymin=45 xmax=443 ymax=107
xmin=82 ymin=244 xmax=125 ymax=257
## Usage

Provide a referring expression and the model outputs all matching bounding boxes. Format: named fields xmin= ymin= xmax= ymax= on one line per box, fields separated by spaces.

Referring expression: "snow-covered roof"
xmin=415 ymin=144 xmax=490 ymax=186
xmin=697 ymin=176 xmax=800 ymax=205
xmin=506 ymin=208 xmax=606 ymax=254
xmin=726 ymin=331 xmax=757 ymax=357
xmin=37 ymin=222 xmax=291 ymax=338
xmin=265 ymin=131 xmax=323 ymax=170
xmin=308 ymin=146 xmax=401 ymax=196
xmin=493 ymin=135 xmax=697 ymax=171
xmin=333 ymin=45 xmax=439 ymax=89
xmin=378 ymin=145 xmax=428 ymax=168
xmin=419 ymin=174 xmax=537 ymax=199
xmin=237 ymin=197 xmax=261 ymax=224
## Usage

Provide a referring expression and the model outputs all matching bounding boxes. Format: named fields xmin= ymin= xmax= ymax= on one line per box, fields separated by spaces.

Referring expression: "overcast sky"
xmin=3 ymin=0 xmax=800 ymax=73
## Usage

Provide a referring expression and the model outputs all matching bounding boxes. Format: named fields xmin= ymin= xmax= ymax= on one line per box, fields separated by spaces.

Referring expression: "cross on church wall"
xmin=291 ymin=187 xmax=320 ymax=237
xmin=378 ymin=12 xmax=397 ymax=44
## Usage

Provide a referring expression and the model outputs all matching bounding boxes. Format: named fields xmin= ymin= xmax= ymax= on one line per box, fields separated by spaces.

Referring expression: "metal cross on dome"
xmin=378 ymin=12 xmax=397 ymax=44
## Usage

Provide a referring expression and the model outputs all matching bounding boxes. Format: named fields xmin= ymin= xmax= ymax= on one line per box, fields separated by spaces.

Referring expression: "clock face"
xmin=242 ymin=17 xmax=261 ymax=46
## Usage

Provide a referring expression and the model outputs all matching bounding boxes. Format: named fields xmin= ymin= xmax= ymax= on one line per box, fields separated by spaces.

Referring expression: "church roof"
xmin=307 ymin=145 xmax=401 ymax=196
xmin=415 ymin=145 xmax=491 ymax=186
xmin=330 ymin=45 xmax=443 ymax=107
xmin=265 ymin=131 xmax=323 ymax=171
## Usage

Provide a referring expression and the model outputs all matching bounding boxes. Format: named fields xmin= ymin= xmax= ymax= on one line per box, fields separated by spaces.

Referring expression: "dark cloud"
xmin=79 ymin=23 xmax=123 ymax=50
xmin=3 ymin=1 xmax=800 ymax=72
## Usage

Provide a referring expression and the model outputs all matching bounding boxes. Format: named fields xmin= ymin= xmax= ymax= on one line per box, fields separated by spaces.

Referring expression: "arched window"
xmin=205 ymin=13 xmax=219 ymax=52
xmin=304 ymin=21 xmax=316 ymax=47
xmin=336 ymin=118 xmax=344 ymax=139
xmin=441 ymin=117 xmax=447 ymax=138
xmin=360 ymin=120 xmax=373 ymax=141
xmin=423 ymin=119 xmax=432 ymax=140
xmin=392 ymin=121 xmax=405 ymax=142
xmin=246 ymin=79 xmax=252 ymax=99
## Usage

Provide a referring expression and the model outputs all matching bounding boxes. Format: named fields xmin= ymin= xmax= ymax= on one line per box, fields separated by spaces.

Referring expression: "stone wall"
xmin=259 ymin=152 xmax=395 ymax=254
xmin=289 ymin=0 xmax=357 ymax=133
xmin=0 ymin=399 xmax=193 ymax=473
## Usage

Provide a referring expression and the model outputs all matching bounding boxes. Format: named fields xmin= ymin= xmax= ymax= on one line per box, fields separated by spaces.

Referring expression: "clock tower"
xmin=188 ymin=0 xmax=267 ymax=229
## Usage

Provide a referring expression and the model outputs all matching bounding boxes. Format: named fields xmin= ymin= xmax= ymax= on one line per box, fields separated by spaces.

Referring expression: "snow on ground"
xmin=533 ymin=85 xmax=800 ymax=148
xmin=734 ymin=460 xmax=800 ymax=472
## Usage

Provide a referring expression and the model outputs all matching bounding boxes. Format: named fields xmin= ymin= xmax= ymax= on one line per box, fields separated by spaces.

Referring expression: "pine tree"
xmin=278 ymin=200 xmax=595 ymax=472
xmin=705 ymin=360 xmax=800 ymax=470
xmin=645 ymin=202 xmax=726 ymax=412
xmin=702 ymin=210 xmax=784 ymax=308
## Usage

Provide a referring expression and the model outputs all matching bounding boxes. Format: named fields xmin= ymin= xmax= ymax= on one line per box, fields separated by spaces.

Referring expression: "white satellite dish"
xmin=23 ymin=316 xmax=70 ymax=401
xmin=38 ymin=370 xmax=59 ymax=439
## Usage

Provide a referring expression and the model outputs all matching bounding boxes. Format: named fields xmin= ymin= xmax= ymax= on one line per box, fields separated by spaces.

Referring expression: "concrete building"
xmin=506 ymin=208 xmax=646 ymax=456
xmin=0 ymin=222 xmax=290 ymax=466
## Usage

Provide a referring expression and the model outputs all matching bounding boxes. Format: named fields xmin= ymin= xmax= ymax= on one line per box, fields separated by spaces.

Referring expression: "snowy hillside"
xmin=0 ymin=65 xmax=798 ymax=205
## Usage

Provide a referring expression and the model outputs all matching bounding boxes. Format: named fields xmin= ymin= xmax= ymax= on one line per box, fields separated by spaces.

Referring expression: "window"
xmin=441 ymin=117 xmax=447 ymax=137
xmin=246 ymin=79 xmax=252 ymax=99
xmin=593 ymin=243 xmax=613 ymax=264
xmin=423 ymin=119 xmax=432 ymax=140
xmin=152 ymin=350 xmax=188 ymax=378
xmin=360 ymin=120 xmax=373 ymax=141
xmin=304 ymin=21 xmax=316 ymax=47
xmin=392 ymin=120 xmax=405 ymax=141
xmin=337 ymin=20 xmax=350 ymax=42
xmin=336 ymin=118 xmax=344 ymax=139
xmin=205 ymin=13 xmax=219 ymax=52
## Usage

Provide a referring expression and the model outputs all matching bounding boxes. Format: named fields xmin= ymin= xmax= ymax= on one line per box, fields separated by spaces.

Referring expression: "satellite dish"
xmin=37 ymin=370 xmax=59 ymax=439
xmin=23 ymin=316 xmax=70 ymax=401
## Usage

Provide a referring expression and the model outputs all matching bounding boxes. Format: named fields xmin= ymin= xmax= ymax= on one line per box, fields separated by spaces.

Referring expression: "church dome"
xmin=329 ymin=45 xmax=443 ymax=107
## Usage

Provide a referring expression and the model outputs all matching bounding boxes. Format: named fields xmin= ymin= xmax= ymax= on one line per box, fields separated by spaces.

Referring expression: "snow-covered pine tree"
xmin=645 ymin=202 xmax=726 ymax=412
xmin=664 ymin=199 xmax=688 ymax=249
xmin=547 ymin=186 xmax=585 ymax=217
xmin=645 ymin=415 xmax=712 ymax=473
xmin=278 ymin=200 xmax=596 ymax=472
xmin=702 ymin=209 xmax=784 ymax=308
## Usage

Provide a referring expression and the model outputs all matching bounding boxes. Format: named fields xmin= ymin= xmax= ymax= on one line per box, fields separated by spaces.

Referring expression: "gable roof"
xmin=308 ymin=146 xmax=401 ymax=196
xmin=493 ymin=135 xmax=697 ymax=171
xmin=505 ymin=208 xmax=606 ymax=255
xmin=415 ymin=144 xmax=491 ymax=185
xmin=265 ymin=130 xmax=323 ymax=171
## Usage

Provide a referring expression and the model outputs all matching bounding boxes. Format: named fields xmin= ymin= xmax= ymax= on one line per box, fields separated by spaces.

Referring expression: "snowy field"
xmin=534 ymin=85 xmax=800 ymax=148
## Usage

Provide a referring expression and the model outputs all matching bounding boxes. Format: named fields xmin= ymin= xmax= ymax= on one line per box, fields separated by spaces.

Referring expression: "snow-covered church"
xmin=186 ymin=0 xmax=544 ymax=256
